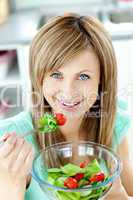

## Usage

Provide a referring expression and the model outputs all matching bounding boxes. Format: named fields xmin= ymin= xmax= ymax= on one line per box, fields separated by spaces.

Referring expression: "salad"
xmin=38 ymin=112 xmax=66 ymax=133
xmin=37 ymin=113 xmax=110 ymax=199
xmin=46 ymin=159 xmax=110 ymax=200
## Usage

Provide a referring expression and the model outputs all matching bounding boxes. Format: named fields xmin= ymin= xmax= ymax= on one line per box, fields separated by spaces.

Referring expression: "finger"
xmin=107 ymin=177 xmax=121 ymax=193
xmin=23 ymin=150 xmax=34 ymax=175
xmin=11 ymin=142 xmax=33 ymax=172
xmin=6 ymin=136 xmax=25 ymax=165
xmin=0 ymin=133 xmax=11 ymax=142
xmin=0 ymin=133 xmax=17 ymax=158
xmin=112 ymin=177 xmax=121 ymax=187
xmin=105 ymin=177 xmax=127 ymax=200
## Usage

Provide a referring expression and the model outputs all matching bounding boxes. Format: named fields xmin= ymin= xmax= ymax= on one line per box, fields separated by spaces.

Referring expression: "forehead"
xmin=56 ymin=49 xmax=100 ymax=74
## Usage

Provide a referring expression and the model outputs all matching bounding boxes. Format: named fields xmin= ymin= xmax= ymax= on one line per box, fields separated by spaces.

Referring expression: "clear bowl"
xmin=32 ymin=141 xmax=122 ymax=200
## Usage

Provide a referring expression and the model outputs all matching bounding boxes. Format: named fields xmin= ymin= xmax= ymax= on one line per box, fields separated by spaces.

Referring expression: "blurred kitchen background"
xmin=0 ymin=0 xmax=133 ymax=153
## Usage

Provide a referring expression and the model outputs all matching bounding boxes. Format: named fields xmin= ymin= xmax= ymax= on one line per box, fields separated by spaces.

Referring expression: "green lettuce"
xmin=46 ymin=159 xmax=110 ymax=200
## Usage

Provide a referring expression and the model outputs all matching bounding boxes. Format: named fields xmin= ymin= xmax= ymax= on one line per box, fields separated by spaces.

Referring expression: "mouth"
xmin=57 ymin=99 xmax=83 ymax=109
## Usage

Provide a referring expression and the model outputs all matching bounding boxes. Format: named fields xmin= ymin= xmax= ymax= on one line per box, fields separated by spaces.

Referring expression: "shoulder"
xmin=113 ymin=99 xmax=131 ymax=148
xmin=0 ymin=110 xmax=33 ymax=136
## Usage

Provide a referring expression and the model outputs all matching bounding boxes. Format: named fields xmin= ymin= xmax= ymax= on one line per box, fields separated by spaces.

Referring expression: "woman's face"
xmin=43 ymin=49 xmax=100 ymax=119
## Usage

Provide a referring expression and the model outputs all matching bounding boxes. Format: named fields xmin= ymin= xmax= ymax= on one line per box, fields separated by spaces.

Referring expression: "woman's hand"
xmin=0 ymin=132 xmax=34 ymax=200
xmin=104 ymin=177 xmax=129 ymax=200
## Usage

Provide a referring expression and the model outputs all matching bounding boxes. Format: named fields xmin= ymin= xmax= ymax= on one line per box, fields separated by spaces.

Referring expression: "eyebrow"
xmin=54 ymin=69 xmax=94 ymax=74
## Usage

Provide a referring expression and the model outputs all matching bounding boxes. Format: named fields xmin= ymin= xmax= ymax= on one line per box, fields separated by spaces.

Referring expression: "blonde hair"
xmin=29 ymin=14 xmax=117 ymax=149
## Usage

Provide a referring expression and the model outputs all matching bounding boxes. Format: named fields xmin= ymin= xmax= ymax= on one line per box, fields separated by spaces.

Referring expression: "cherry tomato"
xmin=55 ymin=113 xmax=66 ymax=126
xmin=89 ymin=172 xmax=105 ymax=183
xmin=79 ymin=161 xmax=88 ymax=168
xmin=74 ymin=173 xmax=84 ymax=181
xmin=64 ymin=177 xmax=78 ymax=189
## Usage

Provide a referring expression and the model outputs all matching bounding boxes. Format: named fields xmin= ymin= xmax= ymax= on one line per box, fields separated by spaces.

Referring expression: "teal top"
xmin=0 ymin=100 xmax=131 ymax=200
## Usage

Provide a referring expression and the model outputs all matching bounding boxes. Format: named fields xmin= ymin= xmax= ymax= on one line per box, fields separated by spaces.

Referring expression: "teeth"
xmin=63 ymin=103 xmax=76 ymax=106
xmin=61 ymin=101 xmax=79 ymax=106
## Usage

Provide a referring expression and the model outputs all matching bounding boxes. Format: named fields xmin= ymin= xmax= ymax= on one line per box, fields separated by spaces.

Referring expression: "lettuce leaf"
xmin=82 ymin=159 xmax=102 ymax=179
xmin=57 ymin=191 xmax=81 ymax=200
xmin=54 ymin=176 xmax=68 ymax=187
xmin=61 ymin=163 xmax=81 ymax=176
xmin=48 ymin=168 xmax=62 ymax=173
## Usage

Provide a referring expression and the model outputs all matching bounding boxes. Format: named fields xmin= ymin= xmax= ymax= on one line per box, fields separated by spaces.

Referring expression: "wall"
xmin=10 ymin=0 xmax=112 ymax=11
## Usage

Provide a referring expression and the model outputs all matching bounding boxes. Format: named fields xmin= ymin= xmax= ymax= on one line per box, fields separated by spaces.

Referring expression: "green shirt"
xmin=0 ymin=100 xmax=131 ymax=200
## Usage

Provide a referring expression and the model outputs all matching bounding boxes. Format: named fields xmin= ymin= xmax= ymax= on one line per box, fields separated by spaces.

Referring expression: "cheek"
xmin=83 ymin=81 xmax=99 ymax=96
xmin=83 ymin=82 xmax=99 ymax=108
xmin=43 ymin=79 xmax=58 ymax=100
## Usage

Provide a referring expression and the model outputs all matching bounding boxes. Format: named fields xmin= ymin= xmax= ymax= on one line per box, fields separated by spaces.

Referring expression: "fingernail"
xmin=2 ymin=133 xmax=11 ymax=141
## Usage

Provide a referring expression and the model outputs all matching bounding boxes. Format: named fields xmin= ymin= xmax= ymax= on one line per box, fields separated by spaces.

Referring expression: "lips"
xmin=57 ymin=99 xmax=82 ymax=109
xmin=61 ymin=101 xmax=80 ymax=107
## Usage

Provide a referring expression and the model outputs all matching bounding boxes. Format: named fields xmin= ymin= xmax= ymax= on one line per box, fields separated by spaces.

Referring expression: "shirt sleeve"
xmin=112 ymin=99 xmax=131 ymax=149
xmin=0 ymin=111 xmax=39 ymax=154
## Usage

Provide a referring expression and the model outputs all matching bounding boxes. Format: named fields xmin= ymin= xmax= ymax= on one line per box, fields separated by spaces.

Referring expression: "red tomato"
xmin=74 ymin=173 xmax=84 ymax=181
xmin=89 ymin=172 xmax=105 ymax=183
xmin=55 ymin=113 xmax=66 ymax=126
xmin=64 ymin=177 xmax=78 ymax=189
xmin=79 ymin=161 xmax=87 ymax=168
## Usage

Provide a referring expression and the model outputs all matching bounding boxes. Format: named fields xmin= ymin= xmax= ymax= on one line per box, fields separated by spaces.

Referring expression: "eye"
xmin=50 ymin=72 xmax=62 ymax=79
xmin=79 ymin=74 xmax=90 ymax=81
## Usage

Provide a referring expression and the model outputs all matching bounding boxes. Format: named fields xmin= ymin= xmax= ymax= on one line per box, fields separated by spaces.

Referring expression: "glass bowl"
xmin=32 ymin=141 xmax=122 ymax=200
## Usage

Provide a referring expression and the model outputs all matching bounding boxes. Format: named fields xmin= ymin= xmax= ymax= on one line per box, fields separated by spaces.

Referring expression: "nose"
xmin=59 ymin=79 xmax=79 ymax=99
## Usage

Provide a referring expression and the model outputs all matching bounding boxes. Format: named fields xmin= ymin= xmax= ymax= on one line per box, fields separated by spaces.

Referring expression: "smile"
xmin=57 ymin=99 xmax=83 ymax=109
